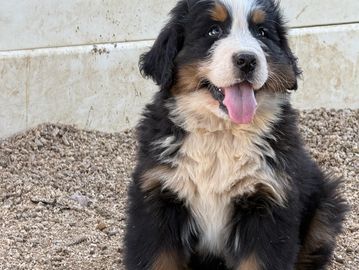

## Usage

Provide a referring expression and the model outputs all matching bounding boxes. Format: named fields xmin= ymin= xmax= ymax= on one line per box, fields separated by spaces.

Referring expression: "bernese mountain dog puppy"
xmin=124 ymin=0 xmax=347 ymax=269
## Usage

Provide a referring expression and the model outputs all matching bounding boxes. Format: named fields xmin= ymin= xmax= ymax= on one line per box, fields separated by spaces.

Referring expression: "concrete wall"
xmin=1 ymin=0 xmax=358 ymax=138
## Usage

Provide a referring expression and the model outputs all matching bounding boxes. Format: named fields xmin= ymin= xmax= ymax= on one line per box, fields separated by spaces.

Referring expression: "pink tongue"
xmin=223 ymin=82 xmax=257 ymax=124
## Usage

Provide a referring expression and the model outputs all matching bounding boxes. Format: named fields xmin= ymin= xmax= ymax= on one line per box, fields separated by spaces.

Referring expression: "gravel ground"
xmin=0 ymin=108 xmax=358 ymax=270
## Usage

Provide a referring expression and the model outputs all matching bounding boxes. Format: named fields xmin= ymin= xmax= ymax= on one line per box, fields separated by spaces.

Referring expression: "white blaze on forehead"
xmin=206 ymin=0 xmax=268 ymax=90
xmin=219 ymin=0 xmax=257 ymax=29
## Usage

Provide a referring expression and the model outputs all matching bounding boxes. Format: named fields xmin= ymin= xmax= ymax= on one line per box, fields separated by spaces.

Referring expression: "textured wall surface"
xmin=0 ymin=0 xmax=358 ymax=138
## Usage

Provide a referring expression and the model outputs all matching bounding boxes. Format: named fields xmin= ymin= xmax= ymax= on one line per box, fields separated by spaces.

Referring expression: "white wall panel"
xmin=0 ymin=0 xmax=174 ymax=51
xmin=1 ymin=24 xmax=358 ymax=138
xmin=0 ymin=57 xmax=28 ymax=138
xmin=281 ymin=0 xmax=359 ymax=28
xmin=1 ymin=0 xmax=358 ymax=51
xmin=291 ymin=24 xmax=359 ymax=109
xmin=0 ymin=41 xmax=155 ymax=138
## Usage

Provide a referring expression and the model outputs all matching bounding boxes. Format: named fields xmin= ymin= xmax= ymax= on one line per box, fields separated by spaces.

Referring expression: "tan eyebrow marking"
xmin=252 ymin=9 xmax=266 ymax=24
xmin=211 ymin=3 xmax=228 ymax=22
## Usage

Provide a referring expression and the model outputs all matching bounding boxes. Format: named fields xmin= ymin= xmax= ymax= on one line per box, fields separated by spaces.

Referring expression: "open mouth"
xmin=201 ymin=80 xmax=258 ymax=125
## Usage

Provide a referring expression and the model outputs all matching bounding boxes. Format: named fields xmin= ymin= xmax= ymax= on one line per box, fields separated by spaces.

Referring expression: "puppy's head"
xmin=140 ymin=0 xmax=300 ymax=127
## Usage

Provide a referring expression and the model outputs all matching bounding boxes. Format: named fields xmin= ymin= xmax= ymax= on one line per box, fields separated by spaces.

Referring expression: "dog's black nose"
xmin=233 ymin=53 xmax=257 ymax=74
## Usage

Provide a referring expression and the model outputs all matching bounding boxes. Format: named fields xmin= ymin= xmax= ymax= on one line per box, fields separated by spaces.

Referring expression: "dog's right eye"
xmin=208 ymin=25 xmax=223 ymax=38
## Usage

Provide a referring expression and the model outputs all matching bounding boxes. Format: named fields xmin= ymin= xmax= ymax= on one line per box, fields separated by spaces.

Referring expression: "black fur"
xmin=139 ymin=1 xmax=188 ymax=90
xmin=125 ymin=1 xmax=347 ymax=269
xmin=252 ymin=0 xmax=302 ymax=90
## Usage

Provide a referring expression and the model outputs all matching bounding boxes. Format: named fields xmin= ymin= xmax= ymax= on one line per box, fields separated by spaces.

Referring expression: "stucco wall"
xmin=0 ymin=0 xmax=358 ymax=138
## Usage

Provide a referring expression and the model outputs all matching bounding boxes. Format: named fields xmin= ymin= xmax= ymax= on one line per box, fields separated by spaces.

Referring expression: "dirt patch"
xmin=0 ymin=109 xmax=358 ymax=270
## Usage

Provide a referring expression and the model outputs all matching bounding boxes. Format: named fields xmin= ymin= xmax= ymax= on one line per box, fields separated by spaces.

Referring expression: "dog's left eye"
xmin=208 ymin=25 xmax=223 ymax=38
xmin=257 ymin=26 xmax=267 ymax=37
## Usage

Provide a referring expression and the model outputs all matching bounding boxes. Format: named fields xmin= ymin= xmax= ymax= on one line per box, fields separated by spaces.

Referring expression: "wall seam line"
xmin=0 ymin=22 xmax=358 ymax=54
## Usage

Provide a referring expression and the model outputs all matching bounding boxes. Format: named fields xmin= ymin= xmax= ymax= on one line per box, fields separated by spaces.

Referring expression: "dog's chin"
xmin=201 ymin=80 xmax=262 ymax=125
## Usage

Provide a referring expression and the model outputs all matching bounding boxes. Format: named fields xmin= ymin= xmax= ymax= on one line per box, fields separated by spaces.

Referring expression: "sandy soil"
xmin=0 ymin=109 xmax=358 ymax=270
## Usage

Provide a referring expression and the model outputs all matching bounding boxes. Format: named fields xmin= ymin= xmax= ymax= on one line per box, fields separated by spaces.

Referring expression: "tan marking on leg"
xmin=251 ymin=9 xmax=266 ymax=24
xmin=238 ymin=254 xmax=261 ymax=270
xmin=306 ymin=211 xmax=336 ymax=247
xmin=296 ymin=209 xmax=336 ymax=269
xmin=211 ymin=3 xmax=228 ymax=22
xmin=152 ymin=250 xmax=186 ymax=270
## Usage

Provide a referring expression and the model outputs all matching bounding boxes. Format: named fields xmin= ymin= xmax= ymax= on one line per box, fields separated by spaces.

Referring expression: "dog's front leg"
xmin=228 ymin=202 xmax=300 ymax=270
xmin=124 ymin=181 xmax=190 ymax=270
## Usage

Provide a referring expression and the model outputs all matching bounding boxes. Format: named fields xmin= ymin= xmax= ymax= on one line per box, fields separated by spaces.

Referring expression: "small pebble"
xmin=335 ymin=255 xmax=344 ymax=264
xmin=96 ymin=222 xmax=108 ymax=231
xmin=70 ymin=193 xmax=91 ymax=207
xmin=68 ymin=236 xmax=88 ymax=247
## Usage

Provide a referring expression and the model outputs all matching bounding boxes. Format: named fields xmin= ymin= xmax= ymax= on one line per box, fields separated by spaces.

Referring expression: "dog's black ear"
xmin=277 ymin=25 xmax=301 ymax=90
xmin=139 ymin=4 xmax=186 ymax=90
xmin=274 ymin=3 xmax=302 ymax=91
xmin=284 ymin=43 xmax=301 ymax=90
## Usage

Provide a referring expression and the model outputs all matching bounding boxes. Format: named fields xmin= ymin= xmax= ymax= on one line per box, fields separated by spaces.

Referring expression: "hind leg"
xmin=296 ymin=179 xmax=347 ymax=270
xmin=296 ymin=209 xmax=338 ymax=270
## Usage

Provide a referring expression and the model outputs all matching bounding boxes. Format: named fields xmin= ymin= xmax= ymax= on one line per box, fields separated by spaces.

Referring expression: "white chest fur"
xmin=160 ymin=129 xmax=280 ymax=254
xmin=152 ymin=92 xmax=289 ymax=254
